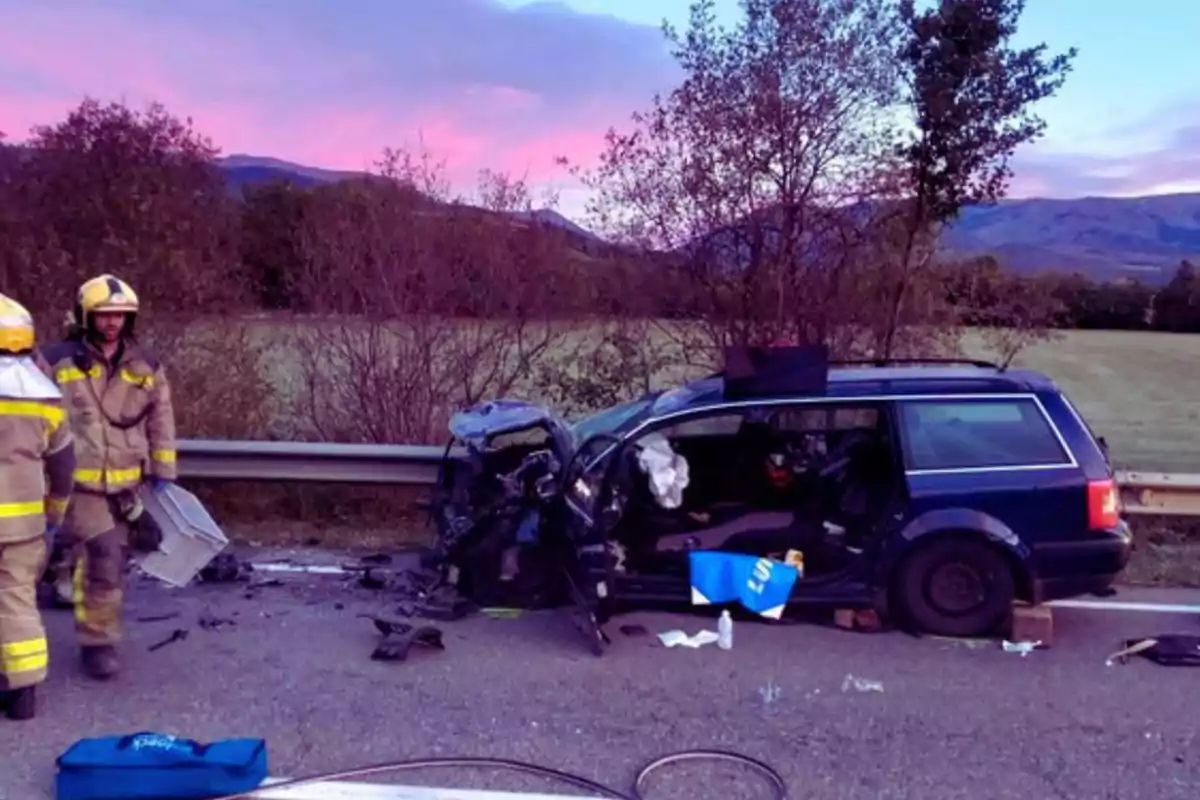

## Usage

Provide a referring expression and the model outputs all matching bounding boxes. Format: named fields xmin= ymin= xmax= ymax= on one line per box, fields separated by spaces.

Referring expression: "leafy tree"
xmin=1152 ymin=260 xmax=1200 ymax=332
xmin=878 ymin=0 xmax=1077 ymax=356
xmin=1 ymin=98 xmax=244 ymax=316
xmin=240 ymin=180 xmax=313 ymax=310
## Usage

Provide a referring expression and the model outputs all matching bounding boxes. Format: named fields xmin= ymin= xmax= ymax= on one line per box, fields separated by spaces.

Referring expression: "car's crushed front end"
xmin=427 ymin=399 xmax=581 ymax=610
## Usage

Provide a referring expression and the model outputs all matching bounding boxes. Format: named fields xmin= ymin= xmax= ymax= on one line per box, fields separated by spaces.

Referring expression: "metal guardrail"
xmin=178 ymin=439 xmax=446 ymax=485
xmin=176 ymin=440 xmax=1200 ymax=517
xmin=1116 ymin=471 xmax=1200 ymax=517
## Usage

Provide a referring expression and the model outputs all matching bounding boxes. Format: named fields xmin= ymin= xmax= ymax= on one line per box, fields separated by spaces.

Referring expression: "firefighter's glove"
xmin=44 ymin=523 xmax=61 ymax=551
xmin=115 ymin=489 xmax=164 ymax=553
xmin=150 ymin=478 xmax=172 ymax=491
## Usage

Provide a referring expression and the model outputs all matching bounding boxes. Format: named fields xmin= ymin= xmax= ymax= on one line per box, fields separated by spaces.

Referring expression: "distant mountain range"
xmin=217 ymin=155 xmax=1200 ymax=285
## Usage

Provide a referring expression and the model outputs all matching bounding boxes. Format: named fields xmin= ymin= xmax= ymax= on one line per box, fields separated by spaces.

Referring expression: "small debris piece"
xmin=148 ymin=629 xmax=189 ymax=652
xmin=620 ymin=624 xmax=649 ymax=638
xmin=137 ymin=612 xmax=181 ymax=623
xmin=361 ymin=615 xmax=410 ymax=636
xmin=1107 ymin=635 xmax=1200 ymax=667
xmin=368 ymin=617 xmax=446 ymax=663
xmin=361 ymin=553 xmax=393 ymax=565
xmin=658 ymin=629 xmax=719 ymax=648
xmin=924 ymin=635 xmax=990 ymax=650
xmin=199 ymin=553 xmax=242 ymax=584
xmin=358 ymin=568 xmax=389 ymax=590
xmin=1001 ymin=639 xmax=1042 ymax=657
xmin=248 ymin=578 xmax=284 ymax=589
xmin=1010 ymin=602 xmax=1053 ymax=647
xmin=841 ymin=674 xmax=884 ymax=693
xmin=198 ymin=613 xmax=236 ymax=631
xmin=481 ymin=607 xmax=523 ymax=620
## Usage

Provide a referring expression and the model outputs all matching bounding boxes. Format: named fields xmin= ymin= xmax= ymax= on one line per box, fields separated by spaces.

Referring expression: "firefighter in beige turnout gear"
xmin=0 ymin=293 xmax=76 ymax=720
xmin=42 ymin=275 xmax=176 ymax=680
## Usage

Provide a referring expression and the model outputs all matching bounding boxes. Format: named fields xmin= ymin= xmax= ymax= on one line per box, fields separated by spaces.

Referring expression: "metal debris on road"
xmin=200 ymin=552 xmax=244 ymax=583
xmin=148 ymin=629 xmax=189 ymax=652
xmin=841 ymin=674 xmax=884 ymax=693
xmin=1106 ymin=635 xmax=1200 ymax=667
xmin=136 ymin=611 xmax=181 ymax=623
xmin=198 ymin=613 xmax=237 ymax=631
xmin=367 ymin=617 xmax=446 ymax=663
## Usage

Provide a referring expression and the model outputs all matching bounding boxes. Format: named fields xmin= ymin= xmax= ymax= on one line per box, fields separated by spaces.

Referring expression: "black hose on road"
xmin=209 ymin=749 xmax=788 ymax=799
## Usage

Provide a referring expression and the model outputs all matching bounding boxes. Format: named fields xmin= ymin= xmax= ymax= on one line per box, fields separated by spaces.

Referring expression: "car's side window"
xmin=897 ymin=397 xmax=1071 ymax=471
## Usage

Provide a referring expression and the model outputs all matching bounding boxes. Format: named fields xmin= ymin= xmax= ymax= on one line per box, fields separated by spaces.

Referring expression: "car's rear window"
xmin=898 ymin=398 xmax=1071 ymax=471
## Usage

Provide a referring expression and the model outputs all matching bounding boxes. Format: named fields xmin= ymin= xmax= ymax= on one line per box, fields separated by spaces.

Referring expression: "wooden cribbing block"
xmin=1010 ymin=601 xmax=1053 ymax=646
xmin=834 ymin=608 xmax=883 ymax=632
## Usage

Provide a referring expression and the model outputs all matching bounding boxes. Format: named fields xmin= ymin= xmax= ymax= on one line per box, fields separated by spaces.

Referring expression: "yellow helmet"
xmin=0 ymin=293 xmax=36 ymax=355
xmin=74 ymin=275 xmax=139 ymax=329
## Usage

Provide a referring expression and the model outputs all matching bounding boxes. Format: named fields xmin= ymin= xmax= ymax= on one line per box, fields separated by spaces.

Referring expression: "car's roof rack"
xmin=829 ymin=358 xmax=1002 ymax=370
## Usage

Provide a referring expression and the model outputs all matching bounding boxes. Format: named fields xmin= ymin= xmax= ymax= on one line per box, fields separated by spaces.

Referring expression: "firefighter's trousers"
xmin=59 ymin=492 xmax=131 ymax=648
xmin=0 ymin=535 xmax=50 ymax=690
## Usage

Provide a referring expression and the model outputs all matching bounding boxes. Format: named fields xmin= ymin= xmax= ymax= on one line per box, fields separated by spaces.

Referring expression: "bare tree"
xmin=287 ymin=147 xmax=574 ymax=444
xmin=565 ymin=0 xmax=904 ymax=363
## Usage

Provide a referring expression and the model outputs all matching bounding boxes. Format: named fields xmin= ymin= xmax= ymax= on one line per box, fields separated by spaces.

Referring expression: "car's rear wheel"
xmin=894 ymin=536 xmax=1015 ymax=638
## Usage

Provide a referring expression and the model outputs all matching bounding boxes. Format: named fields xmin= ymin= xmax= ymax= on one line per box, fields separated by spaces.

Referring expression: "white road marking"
xmin=252 ymin=777 xmax=600 ymax=800
xmin=1048 ymin=599 xmax=1200 ymax=615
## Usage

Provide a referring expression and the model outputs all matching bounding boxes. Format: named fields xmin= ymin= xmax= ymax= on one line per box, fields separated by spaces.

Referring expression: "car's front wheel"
xmin=894 ymin=536 xmax=1016 ymax=638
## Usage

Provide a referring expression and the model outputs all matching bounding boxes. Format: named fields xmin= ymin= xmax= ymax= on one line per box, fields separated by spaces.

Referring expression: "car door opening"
xmin=602 ymin=402 xmax=904 ymax=589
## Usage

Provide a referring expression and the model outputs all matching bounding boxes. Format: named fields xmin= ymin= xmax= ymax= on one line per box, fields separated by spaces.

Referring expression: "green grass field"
xmin=964 ymin=330 xmax=1200 ymax=473
xmin=238 ymin=320 xmax=1200 ymax=473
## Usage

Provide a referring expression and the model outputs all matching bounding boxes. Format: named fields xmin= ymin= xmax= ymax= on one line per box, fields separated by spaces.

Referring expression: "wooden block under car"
xmin=1009 ymin=601 xmax=1053 ymax=646
xmin=834 ymin=608 xmax=884 ymax=632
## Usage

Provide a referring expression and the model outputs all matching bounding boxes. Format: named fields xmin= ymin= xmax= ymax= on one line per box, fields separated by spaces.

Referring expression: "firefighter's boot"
xmin=5 ymin=687 xmax=36 ymax=721
xmin=81 ymin=645 xmax=119 ymax=680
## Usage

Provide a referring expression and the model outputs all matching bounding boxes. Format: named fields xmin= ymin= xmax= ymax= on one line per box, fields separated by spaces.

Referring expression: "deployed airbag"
xmin=636 ymin=433 xmax=690 ymax=509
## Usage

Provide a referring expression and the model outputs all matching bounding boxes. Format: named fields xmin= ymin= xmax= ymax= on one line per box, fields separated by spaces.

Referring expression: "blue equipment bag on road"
xmin=688 ymin=550 xmax=799 ymax=620
xmin=56 ymin=732 xmax=269 ymax=800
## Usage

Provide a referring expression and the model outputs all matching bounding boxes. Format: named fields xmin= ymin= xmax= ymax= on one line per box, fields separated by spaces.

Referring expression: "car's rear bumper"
xmin=1029 ymin=521 xmax=1133 ymax=604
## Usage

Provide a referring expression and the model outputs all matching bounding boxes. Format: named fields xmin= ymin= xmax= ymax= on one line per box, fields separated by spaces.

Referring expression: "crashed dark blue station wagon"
xmin=431 ymin=348 xmax=1132 ymax=654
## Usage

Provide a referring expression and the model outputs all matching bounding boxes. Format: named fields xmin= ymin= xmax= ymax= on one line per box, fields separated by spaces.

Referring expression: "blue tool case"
xmin=56 ymin=732 xmax=268 ymax=800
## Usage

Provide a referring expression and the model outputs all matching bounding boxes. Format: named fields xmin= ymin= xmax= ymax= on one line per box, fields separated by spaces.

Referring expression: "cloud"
xmin=0 ymin=0 xmax=680 ymax=186
xmin=1010 ymin=107 xmax=1200 ymax=197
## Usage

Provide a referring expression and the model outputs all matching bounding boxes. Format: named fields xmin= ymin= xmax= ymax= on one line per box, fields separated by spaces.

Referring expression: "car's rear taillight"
xmin=1088 ymin=479 xmax=1120 ymax=529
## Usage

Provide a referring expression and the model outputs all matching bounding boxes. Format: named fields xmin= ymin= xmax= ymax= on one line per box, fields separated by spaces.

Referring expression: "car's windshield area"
xmin=570 ymin=397 xmax=654 ymax=441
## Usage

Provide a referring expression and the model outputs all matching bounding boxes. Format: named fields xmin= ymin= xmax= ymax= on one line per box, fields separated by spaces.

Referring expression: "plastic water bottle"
xmin=717 ymin=610 xmax=734 ymax=650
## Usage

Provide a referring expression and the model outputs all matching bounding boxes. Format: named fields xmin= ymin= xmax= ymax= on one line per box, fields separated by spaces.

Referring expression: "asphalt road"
xmin=4 ymin=552 xmax=1199 ymax=800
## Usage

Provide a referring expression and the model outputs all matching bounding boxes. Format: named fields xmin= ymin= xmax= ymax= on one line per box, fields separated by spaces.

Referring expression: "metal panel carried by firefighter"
xmin=134 ymin=483 xmax=229 ymax=587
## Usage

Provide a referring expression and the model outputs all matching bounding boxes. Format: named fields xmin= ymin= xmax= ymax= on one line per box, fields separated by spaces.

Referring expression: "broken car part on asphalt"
xmin=365 ymin=616 xmax=446 ymax=663
xmin=1106 ymin=634 xmax=1200 ymax=667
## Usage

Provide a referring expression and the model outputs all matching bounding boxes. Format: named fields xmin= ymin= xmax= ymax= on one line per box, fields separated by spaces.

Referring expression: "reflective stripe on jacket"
xmin=0 ymin=385 xmax=74 ymax=543
xmin=41 ymin=338 xmax=177 ymax=494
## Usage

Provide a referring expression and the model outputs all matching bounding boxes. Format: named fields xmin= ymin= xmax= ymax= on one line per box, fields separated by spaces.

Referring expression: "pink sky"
xmin=3 ymin=0 xmax=1199 ymax=220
